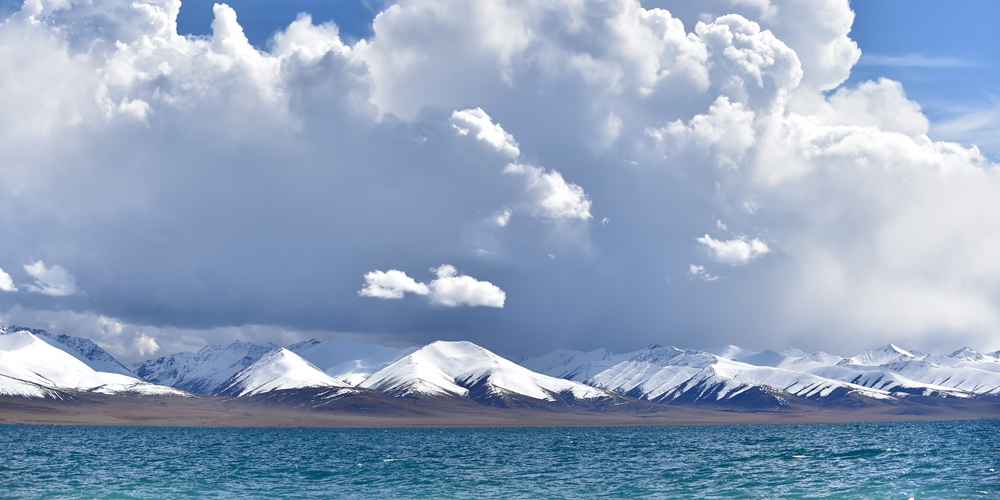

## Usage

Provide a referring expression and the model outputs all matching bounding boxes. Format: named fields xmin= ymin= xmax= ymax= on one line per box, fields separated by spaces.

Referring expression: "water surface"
xmin=0 ymin=419 xmax=997 ymax=498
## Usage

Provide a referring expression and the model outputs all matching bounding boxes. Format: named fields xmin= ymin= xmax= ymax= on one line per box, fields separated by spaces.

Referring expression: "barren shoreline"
xmin=2 ymin=393 xmax=997 ymax=428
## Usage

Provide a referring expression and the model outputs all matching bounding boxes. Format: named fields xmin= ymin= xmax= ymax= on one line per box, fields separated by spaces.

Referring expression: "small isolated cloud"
xmin=494 ymin=207 xmax=512 ymax=227
xmin=452 ymin=107 xmax=592 ymax=223
xmin=503 ymin=163 xmax=592 ymax=220
xmin=23 ymin=261 xmax=78 ymax=296
xmin=132 ymin=333 xmax=159 ymax=357
xmin=427 ymin=264 xmax=505 ymax=307
xmin=359 ymin=265 xmax=504 ymax=307
xmin=451 ymin=108 xmax=520 ymax=158
xmin=689 ymin=264 xmax=719 ymax=282
xmin=697 ymin=235 xmax=770 ymax=265
xmin=359 ymin=269 xmax=431 ymax=299
xmin=0 ymin=267 xmax=17 ymax=292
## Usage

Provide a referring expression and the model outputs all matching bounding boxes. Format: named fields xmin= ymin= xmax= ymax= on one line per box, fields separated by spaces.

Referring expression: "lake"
xmin=0 ymin=419 xmax=997 ymax=498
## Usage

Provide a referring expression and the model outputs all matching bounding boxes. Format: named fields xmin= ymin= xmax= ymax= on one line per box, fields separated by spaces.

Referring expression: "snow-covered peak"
xmin=708 ymin=345 xmax=759 ymax=360
xmin=735 ymin=349 xmax=788 ymax=367
xmin=842 ymin=344 xmax=922 ymax=366
xmin=215 ymin=348 xmax=349 ymax=397
xmin=948 ymin=347 xmax=984 ymax=361
xmin=130 ymin=340 xmax=276 ymax=394
xmin=287 ymin=338 xmax=414 ymax=386
xmin=0 ymin=332 xmax=185 ymax=397
xmin=0 ymin=325 xmax=134 ymax=376
xmin=737 ymin=349 xmax=843 ymax=370
xmin=518 ymin=347 xmax=636 ymax=382
xmin=360 ymin=341 xmax=610 ymax=402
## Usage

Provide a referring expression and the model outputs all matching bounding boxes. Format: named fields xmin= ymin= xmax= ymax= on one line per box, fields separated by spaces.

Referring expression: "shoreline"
xmin=2 ymin=393 xmax=997 ymax=428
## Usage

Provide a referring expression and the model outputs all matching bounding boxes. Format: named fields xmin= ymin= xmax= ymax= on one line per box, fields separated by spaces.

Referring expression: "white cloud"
xmin=359 ymin=265 xmax=504 ymax=307
xmin=451 ymin=108 xmax=520 ymax=158
xmin=494 ymin=208 xmax=513 ymax=227
xmin=689 ymin=264 xmax=720 ymax=282
xmin=359 ymin=270 xmax=431 ymax=299
xmin=132 ymin=332 xmax=159 ymax=357
xmin=697 ymin=235 xmax=770 ymax=265
xmin=821 ymin=78 xmax=928 ymax=138
xmin=1 ymin=0 xmax=1000 ymax=354
xmin=648 ymin=96 xmax=757 ymax=168
xmin=23 ymin=261 xmax=79 ymax=296
xmin=451 ymin=107 xmax=593 ymax=223
xmin=427 ymin=264 xmax=505 ymax=307
xmin=503 ymin=163 xmax=592 ymax=220
xmin=0 ymin=267 xmax=16 ymax=292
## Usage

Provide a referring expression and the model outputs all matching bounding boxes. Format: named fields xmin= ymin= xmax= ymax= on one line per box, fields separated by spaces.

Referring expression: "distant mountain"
xmin=518 ymin=348 xmax=636 ymax=382
xmin=0 ymin=331 xmax=185 ymax=397
xmin=287 ymin=338 xmax=414 ymax=386
xmin=521 ymin=342 xmax=1000 ymax=408
xmin=129 ymin=340 xmax=277 ymax=394
xmin=215 ymin=348 xmax=350 ymax=397
xmin=840 ymin=344 xmax=922 ymax=367
xmin=5 ymin=323 xmax=998 ymax=418
xmin=582 ymin=345 xmax=890 ymax=409
xmin=0 ymin=325 xmax=134 ymax=376
xmin=360 ymin=341 xmax=618 ymax=407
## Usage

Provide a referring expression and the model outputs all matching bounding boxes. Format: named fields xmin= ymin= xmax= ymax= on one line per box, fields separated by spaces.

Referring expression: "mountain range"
xmin=1 ymin=325 xmax=999 ymax=425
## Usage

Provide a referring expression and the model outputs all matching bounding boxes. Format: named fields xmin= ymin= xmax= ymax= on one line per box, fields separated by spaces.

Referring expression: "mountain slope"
xmin=215 ymin=348 xmax=350 ymax=397
xmin=1 ymin=325 xmax=134 ymax=376
xmin=518 ymin=348 xmax=637 ymax=382
xmin=523 ymin=345 xmax=896 ymax=409
xmin=130 ymin=340 xmax=276 ymax=394
xmin=288 ymin=338 xmax=414 ymax=386
xmin=0 ymin=332 xmax=185 ymax=396
xmin=360 ymin=341 xmax=615 ymax=406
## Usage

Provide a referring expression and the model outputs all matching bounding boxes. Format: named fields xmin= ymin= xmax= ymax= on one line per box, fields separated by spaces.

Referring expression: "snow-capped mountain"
xmin=522 ymin=342 xmax=1000 ymax=407
xmin=0 ymin=331 xmax=185 ymax=397
xmin=577 ymin=345 xmax=890 ymax=407
xmin=360 ymin=341 xmax=615 ymax=405
xmin=0 ymin=373 xmax=66 ymax=399
xmin=288 ymin=338 xmax=414 ymax=386
xmin=840 ymin=344 xmax=922 ymax=367
xmin=129 ymin=340 xmax=277 ymax=394
xmin=5 ymin=322 xmax=999 ymax=413
xmin=0 ymin=325 xmax=134 ymax=376
xmin=518 ymin=348 xmax=637 ymax=382
xmin=215 ymin=348 xmax=350 ymax=397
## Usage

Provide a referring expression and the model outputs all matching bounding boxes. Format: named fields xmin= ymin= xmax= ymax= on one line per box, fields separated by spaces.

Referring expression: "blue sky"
xmin=1 ymin=0 xmax=999 ymax=362
xmin=848 ymin=0 xmax=1000 ymax=158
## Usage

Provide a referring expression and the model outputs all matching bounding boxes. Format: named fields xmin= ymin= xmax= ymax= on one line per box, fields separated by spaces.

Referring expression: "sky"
xmin=0 ymin=0 xmax=999 ymax=363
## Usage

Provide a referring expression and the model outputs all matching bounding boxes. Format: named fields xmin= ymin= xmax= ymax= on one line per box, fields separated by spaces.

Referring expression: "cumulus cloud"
xmin=0 ymin=268 xmax=16 ymax=292
xmin=648 ymin=96 xmax=757 ymax=168
xmin=502 ymin=163 xmax=592 ymax=220
xmin=359 ymin=270 xmax=431 ymax=299
xmin=427 ymin=265 xmax=505 ymax=307
xmin=451 ymin=108 xmax=520 ymax=158
xmin=697 ymin=235 xmax=770 ymax=265
xmin=0 ymin=0 xmax=999 ymax=356
xmin=359 ymin=265 xmax=504 ymax=307
xmin=132 ymin=332 xmax=159 ymax=357
xmin=23 ymin=261 xmax=79 ymax=297
xmin=451 ymin=107 xmax=592 ymax=222
xmin=689 ymin=264 xmax=720 ymax=282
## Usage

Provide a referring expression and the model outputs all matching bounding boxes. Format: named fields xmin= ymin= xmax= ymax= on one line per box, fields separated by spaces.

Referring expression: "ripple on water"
xmin=0 ymin=419 xmax=996 ymax=498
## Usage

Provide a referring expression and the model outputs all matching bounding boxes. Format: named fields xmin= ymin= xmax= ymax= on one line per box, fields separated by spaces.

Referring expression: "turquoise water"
xmin=0 ymin=419 xmax=997 ymax=498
